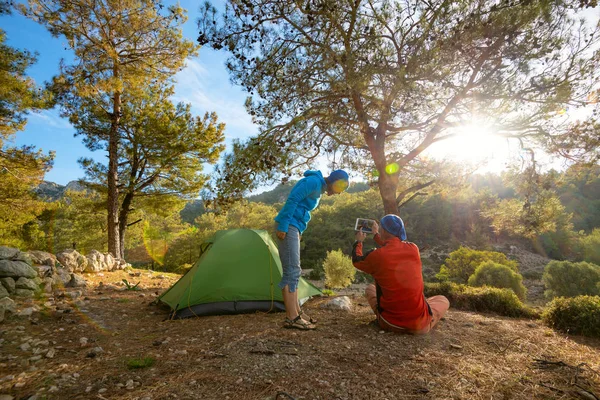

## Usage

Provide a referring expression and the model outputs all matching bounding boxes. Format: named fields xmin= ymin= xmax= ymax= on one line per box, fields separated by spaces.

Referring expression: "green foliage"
xmin=320 ymin=289 xmax=336 ymax=297
xmin=122 ymin=279 xmax=140 ymax=291
xmin=424 ymin=282 xmax=536 ymax=318
xmin=467 ymin=261 xmax=527 ymax=300
xmin=437 ymin=246 xmax=518 ymax=284
xmin=543 ymin=296 xmax=600 ymax=338
xmin=323 ymin=249 xmax=355 ymax=289
xmin=126 ymin=356 xmax=155 ymax=369
xmin=542 ymin=260 xmax=600 ymax=299
xmin=198 ymin=0 xmax=598 ymax=216
xmin=577 ymin=228 xmax=600 ymax=265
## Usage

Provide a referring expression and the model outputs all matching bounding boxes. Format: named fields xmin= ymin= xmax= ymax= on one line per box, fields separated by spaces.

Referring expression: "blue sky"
xmin=1 ymin=0 xmax=255 ymax=185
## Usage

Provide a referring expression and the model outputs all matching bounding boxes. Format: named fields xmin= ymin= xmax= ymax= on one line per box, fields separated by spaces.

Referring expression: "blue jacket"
xmin=274 ymin=170 xmax=326 ymax=234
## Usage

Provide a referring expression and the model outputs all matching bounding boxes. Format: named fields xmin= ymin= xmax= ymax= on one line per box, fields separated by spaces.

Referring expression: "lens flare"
xmin=385 ymin=163 xmax=400 ymax=175
xmin=142 ymin=223 xmax=168 ymax=266
xmin=331 ymin=179 xmax=349 ymax=193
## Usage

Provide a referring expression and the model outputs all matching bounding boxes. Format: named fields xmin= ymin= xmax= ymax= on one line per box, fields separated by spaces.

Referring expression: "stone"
xmin=17 ymin=308 xmax=34 ymax=318
xmin=320 ymin=296 xmax=353 ymax=312
xmin=15 ymin=277 xmax=39 ymax=291
xmin=0 ymin=246 xmax=19 ymax=260
xmin=0 ymin=395 xmax=14 ymax=400
xmin=42 ymin=277 xmax=53 ymax=294
xmin=46 ymin=348 xmax=56 ymax=358
xmin=20 ymin=342 xmax=31 ymax=351
xmin=0 ymin=260 xmax=37 ymax=279
xmin=68 ymin=274 xmax=87 ymax=288
xmin=56 ymin=249 xmax=88 ymax=273
xmin=0 ymin=297 xmax=16 ymax=314
xmin=34 ymin=265 xmax=54 ymax=279
xmin=0 ymin=277 xmax=15 ymax=293
xmin=85 ymin=250 xmax=107 ymax=272
xmin=0 ymin=285 xmax=8 ymax=299
xmin=14 ymin=289 xmax=34 ymax=298
xmin=13 ymin=251 xmax=33 ymax=265
xmin=27 ymin=251 xmax=57 ymax=268
xmin=54 ymin=269 xmax=71 ymax=286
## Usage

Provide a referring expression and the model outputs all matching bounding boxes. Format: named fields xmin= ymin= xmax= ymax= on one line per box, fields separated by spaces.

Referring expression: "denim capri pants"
xmin=278 ymin=225 xmax=302 ymax=293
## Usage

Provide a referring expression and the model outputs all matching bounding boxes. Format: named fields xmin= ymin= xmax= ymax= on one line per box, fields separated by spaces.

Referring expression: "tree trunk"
xmin=107 ymin=88 xmax=121 ymax=258
xmin=366 ymin=128 xmax=399 ymax=216
xmin=118 ymin=190 xmax=135 ymax=260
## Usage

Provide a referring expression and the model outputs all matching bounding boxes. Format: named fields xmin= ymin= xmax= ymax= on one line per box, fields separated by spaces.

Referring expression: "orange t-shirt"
xmin=352 ymin=235 xmax=431 ymax=331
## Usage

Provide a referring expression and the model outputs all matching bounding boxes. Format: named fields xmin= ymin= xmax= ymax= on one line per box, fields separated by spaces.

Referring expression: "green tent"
xmin=158 ymin=229 xmax=322 ymax=319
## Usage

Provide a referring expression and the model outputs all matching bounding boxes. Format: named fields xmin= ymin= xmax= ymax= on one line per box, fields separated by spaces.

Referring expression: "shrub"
xmin=542 ymin=260 xmax=600 ymax=299
xmin=321 ymin=289 xmax=336 ymax=296
xmin=468 ymin=261 xmax=527 ymax=300
xmin=543 ymin=296 xmax=600 ymax=338
xmin=578 ymin=228 xmax=600 ymax=265
xmin=424 ymin=281 xmax=536 ymax=318
xmin=436 ymin=246 xmax=519 ymax=283
xmin=323 ymin=249 xmax=355 ymax=289
xmin=126 ymin=356 xmax=156 ymax=369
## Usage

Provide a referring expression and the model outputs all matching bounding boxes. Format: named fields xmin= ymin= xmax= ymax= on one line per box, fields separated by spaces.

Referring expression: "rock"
xmin=48 ymin=386 xmax=59 ymax=393
xmin=125 ymin=379 xmax=134 ymax=390
xmin=0 ymin=277 xmax=15 ymax=293
xmin=27 ymin=251 xmax=57 ymax=268
xmin=54 ymin=269 xmax=71 ymax=286
xmin=0 ymin=297 xmax=16 ymax=314
xmin=98 ymin=388 xmax=107 ymax=393
xmin=320 ymin=296 xmax=353 ymax=312
xmin=0 ymin=260 xmax=37 ymax=279
xmin=17 ymin=308 xmax=34 ymax=318
xmin=15 ymin=277 xmax=39 ymax=291
xmin=42 ymin=277 xmax=53 ymax=294
xmin=68 ymin=274 xmax=87 ymax=288
xmin=34 ymin=265 xmax=54 ymax=279
xmin=0 ymin=246 xmax=19 ymax=260
xmin=56 ymin=249 xmax=88 ymax=273
xmin=14 ymin=289 xmax=34 ymax=298
xmin=20 ymin=342 xmax=31 ymax=351
xmin=0 ymin=395 xmax=14 ymax=400
xmin=0 ymin=285 xmax=8 ymax=299
xmin=65 ymin=291 xmax=82 ymax=299
xmin=85 ymin=250 xmax=107 ymax=272
xmin=46 ymin=348 xmax=56 ymax=358
xmin=80 ymin=337 xmax=88 ymax=346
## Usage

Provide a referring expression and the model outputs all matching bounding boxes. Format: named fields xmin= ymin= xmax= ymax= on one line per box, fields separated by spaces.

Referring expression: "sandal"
xmin=283 ymin=315 xmax=316 ymax=331
xmin=299 ymin=309 xmax=317 ymax=324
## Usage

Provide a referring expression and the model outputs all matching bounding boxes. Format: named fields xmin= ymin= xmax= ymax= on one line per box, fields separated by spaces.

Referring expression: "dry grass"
xmin=1 ymin=269 xmax=599 ymax=400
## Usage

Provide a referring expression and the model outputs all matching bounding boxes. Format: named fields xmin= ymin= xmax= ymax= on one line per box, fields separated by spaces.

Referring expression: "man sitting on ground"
xmin=352 ymin=215 xmax=450 ymax=334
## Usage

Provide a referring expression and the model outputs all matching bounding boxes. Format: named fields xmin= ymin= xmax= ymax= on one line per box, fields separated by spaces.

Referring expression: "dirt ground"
xmin=1 ymin=269 xmax=599 ymax=400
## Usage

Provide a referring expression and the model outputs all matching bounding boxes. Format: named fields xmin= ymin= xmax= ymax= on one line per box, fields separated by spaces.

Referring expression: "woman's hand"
xmin=276 ymin=230 xmax=287 ymax=240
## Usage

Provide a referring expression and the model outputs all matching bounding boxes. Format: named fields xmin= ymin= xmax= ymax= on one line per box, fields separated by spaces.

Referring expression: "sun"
xmin=424 ymin=120 xmax=514 ymax=172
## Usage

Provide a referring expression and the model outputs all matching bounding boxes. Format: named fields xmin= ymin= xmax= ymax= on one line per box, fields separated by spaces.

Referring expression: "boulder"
xmin=42 ymin=277 xmax=54 ymax=294
xmin=320 ymin=296 xmax=353 ymax=312
xmin=0 ymin=297 xmax=16 ymax=323
xmin=0 ymin=246 xmax=19 ymax=260
xmin=54 ymin=268 xmax=72 ymax=286
xmin=1 ymin=277 xmax=15 ymax=293
xmin=14 ymin=288 xmax=34 ymax=298
xmin=12 ymin=251 xmax=33 ymax=265
xmin=35 ymin=265 xmax=54 ymax=279
xmin=0 ymin=284 xmax=8 ymax=299
xmin=68 ymin=274 xmax=87 ymax=288
xmin=85 ymin=250 xmax=107 ymax=272
xmin=0 ymin=260 xmax=37 ymax=279
xmin=27 ymin=250 xmax=57 ymax=267
xmin=56 ymin=249 xmax=88 ymax=273
xmin=15 ymin=277 xmax=39 ymax=291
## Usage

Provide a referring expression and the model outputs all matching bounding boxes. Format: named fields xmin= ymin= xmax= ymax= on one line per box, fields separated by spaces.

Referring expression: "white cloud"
xmin=28 ymin=110 xmax=73 ymax=130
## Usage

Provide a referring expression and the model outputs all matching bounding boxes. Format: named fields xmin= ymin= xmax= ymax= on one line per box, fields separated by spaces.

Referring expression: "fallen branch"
xmin=487 ymin=338 xmax=519 ymax=355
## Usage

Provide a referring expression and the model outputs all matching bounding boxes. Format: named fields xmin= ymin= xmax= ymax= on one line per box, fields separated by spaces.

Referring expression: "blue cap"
xmin=327 ymin=169 xmax=349 ymax=193
xmin=328 ymin=169 xmax=349 ymax=184
xmin=380 ymin=214 xmax=406 ymax=240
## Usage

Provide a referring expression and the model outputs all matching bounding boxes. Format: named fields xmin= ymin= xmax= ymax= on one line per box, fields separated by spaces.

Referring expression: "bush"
xmin=578 ymin=228 xmax=600 ymax=265
xmin=468 ymin=261 xmax=527 ymax=300
xmin=323 ymin=249 xmax=355 ymax=289
xmin=542 ymin=260 xmax=600 ymax=299
xmin=424 ymin=281 xmax=536 ymax=318
xmin=436 ymin=246 xmax=519 ymax=283
xmin=126 ymin=356 xmax=156 ymax=369
xmin=543 ymin=296 xmax=600 ymax=338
